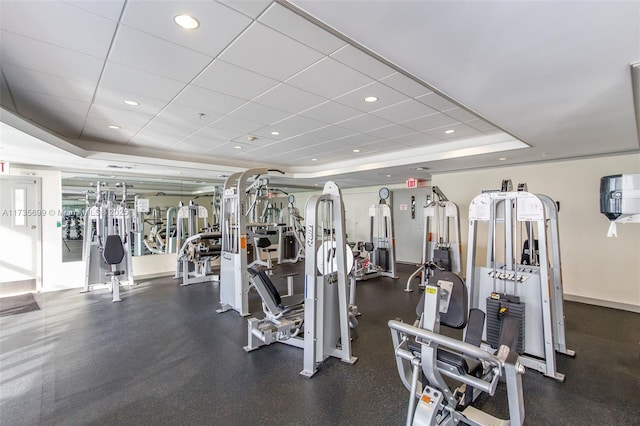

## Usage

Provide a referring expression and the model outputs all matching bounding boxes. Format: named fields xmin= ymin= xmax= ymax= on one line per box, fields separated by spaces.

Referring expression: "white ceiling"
xmin=0 ymin=0 xmax=638 ymax=189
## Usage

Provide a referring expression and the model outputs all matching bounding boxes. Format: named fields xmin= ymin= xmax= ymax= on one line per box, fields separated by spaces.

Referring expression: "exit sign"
xmin=406 ymin=178 xmax=427 ymax=188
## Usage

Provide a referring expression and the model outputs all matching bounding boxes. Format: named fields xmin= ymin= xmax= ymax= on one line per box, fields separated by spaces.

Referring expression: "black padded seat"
xmin=103 ymin=235 xmax=125 ymax=277
xmin=248 ymin=268 xmax=304 ymax=309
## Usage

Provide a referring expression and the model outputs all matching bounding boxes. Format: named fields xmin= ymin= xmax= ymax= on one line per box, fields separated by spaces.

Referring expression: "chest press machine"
xmin=243 ymin=181 xmax=357 ymax=378
xmin=389 ymin=270 xmax=525 ymax=425
xmin=82 ymin=182 xmax=134 ymax=302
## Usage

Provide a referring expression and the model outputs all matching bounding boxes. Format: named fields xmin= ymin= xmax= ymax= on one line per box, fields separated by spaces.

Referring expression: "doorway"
xmin=0 ymin=177 xmax=42 ymax=296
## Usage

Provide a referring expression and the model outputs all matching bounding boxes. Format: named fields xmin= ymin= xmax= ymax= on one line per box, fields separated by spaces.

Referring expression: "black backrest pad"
xmin=103 ymin=234 xmax=125 ymax=265
xmin=429 ymin=271 xmax=468 ymax=329
xmin=249 ymin=267 xmax=281 ymax=306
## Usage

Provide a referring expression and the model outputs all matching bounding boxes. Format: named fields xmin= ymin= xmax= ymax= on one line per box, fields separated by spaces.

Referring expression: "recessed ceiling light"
xmin=270 ymin=131 xmax=280 ymax=136
xmin=174 ymin=14 xmax=199 ymax=30
xmin=311 ymin=158 xmax=318 ymax=161
xmin=444 ymin=129 xmax=455 ymax=134
xmin=353 ymin=149 xmax=361 ymax=153
xmin=107 ymin=125 xmax=120 ymax=129
xmin=234 ymin=145 xmax=242 ymax=149
xmin=386 ymin=174 xmax=392 ymax=177
xmin=123 ymin=100 xmax=139 ymax=106
xmin=499 ymin=157 xmax=507 ymax=161
xmin=364 ymin=96 xmax=378 ymax=103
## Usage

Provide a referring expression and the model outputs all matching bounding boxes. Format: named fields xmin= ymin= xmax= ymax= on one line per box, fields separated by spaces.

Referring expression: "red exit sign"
xmin=408 ymin=178 xmax=428 ymax=188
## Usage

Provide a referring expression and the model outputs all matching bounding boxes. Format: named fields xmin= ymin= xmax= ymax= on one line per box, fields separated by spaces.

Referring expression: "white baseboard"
xmin=564 ymin=294 xmax=640 ymax=314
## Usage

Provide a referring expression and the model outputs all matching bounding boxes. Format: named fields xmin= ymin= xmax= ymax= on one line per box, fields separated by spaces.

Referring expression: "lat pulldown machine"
xmin=405 ymin=186 xmax=461 ymax=292
xmin=218 ymin=168 xmax=284 ymax=316
xmin=243 ymin=181 xmax=357 ymax=378
xmin=465 ymin=181 xmax=575 ymax=381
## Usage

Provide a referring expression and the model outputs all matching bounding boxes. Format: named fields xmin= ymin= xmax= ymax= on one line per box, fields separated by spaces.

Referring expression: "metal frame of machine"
xmin=243 ymin=181 xmax=357 ymax=378
xmin=465 ymin=185 xmax=575 ymax=381
xmin=218 ymin=167 xmax=283 ymax=316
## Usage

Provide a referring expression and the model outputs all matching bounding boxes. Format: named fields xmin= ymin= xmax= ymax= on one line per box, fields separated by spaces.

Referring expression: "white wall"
xmin=431 ymin=153 xmax=640 ymax=311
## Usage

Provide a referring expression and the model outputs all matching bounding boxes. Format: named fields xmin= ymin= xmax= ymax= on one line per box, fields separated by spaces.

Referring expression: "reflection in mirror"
xmin=61 ymin=172 xmax=223 ymax=262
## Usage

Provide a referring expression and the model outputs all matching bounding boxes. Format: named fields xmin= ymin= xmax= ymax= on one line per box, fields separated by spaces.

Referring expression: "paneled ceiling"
xmin=0 ymin=0 xmax=638 ymax=189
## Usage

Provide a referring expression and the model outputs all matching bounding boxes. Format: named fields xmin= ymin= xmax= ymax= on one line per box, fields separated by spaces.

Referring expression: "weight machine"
xmin=82 ymin=182 xmax=134 ymax=302
xmin=465 ymin=181 xmax=575 ymax=381
xmin=405 ymin=186 xmax=461 ymax=292
xmin=389 ymin=272 xmax=525 ymax=425
xmin=174 ymin=202 xmax=210 ymax=281
xmin=354 ymin=187 xmax=398 ymax=280
xmin=244 ymin=181 xmax=357 ymax=377
xmin=175 ymin=232 xmax=222 ymax=286
xmin=600 ymin=173 xmax=640 ymax=236
xmin=277 ymin=194 xmax=305 ymax=264
xmin=218 ymin=167 xmax=284 ymax=316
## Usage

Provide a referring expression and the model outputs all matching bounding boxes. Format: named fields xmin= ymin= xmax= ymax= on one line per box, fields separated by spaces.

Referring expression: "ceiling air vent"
xmin=106 ymin=164 xmax=134 ymax=169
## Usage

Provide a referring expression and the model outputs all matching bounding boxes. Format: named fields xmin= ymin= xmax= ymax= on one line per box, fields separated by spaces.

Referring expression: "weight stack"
xmin=485 ymin=294 xmax=526 ymax=354
xmin=433 ymin=248 xmax=451 ymax=271
xmin=284 ymin=235 xmax=296 ymax=259
xmin=376 ymin=248 xmax=389 ymax=271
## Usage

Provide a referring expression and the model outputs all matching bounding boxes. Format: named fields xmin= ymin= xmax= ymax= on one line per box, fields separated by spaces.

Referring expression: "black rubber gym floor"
xmin=1 ymin=263 xmax=638 ymax=425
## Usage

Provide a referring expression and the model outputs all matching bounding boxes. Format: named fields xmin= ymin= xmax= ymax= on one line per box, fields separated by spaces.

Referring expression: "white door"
xmin=392 ymin=188 xmax=430 ymax=263
xmin=0 ymin=177 xmax=41 ymax=295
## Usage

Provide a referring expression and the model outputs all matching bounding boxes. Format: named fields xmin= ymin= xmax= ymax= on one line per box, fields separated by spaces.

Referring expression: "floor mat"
xmin=0 ymin=293 xmax=40 ymax=317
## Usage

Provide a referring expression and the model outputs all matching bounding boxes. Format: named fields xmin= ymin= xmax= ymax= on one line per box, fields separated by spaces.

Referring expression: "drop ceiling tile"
xmin=366 ymin=123 xmax=415 ymax=140
xmin=208 ymin=115 xmax=263 ymax=138
xmin=206 ymin=141 xmax=249 ymax=157
xmin=173 ymin=85 xmax=247 ymax=115
xmin=93 ymin=87 xmax=168 ymax=116
xmin=86 ymin=104 xmax=154 ymax=129
xmin=109 ymin=26 xmax=213 ymax=82
xmin=12 ymin=88 xmax=91 ymax=121
xmin=2 ymin=63 xmax=95 ymax=103
xmin=100 ymin=61 xmax=185 ymax=102
xmin=253 ymin=114 xmax=326 ymax=139
xmin=370 ymin=99 xmax=438 ymax=122
xmin=362 ymin=139 xmax=410 ymax=151
xmin=200 ymin=125 xmax=243 ymax=142
xmin=0 ymin=31 xmax=104 ymax=82
xmin=230 ymin=134 xmax=277 ymax=147
xmin=334 ymin=81 xmax=407 ymax=112
xmin=219 ymin=22 xmax=324 ymax=81
xmin=0 ymin=1 xmax=117 ymax=58
xmin=64 ymin=0 xmax=126 ymax=21
xmin=287 ymin=57 xmax=373 ymax=100
xmin=444 ymin=107 xmax=479 ymax=122
xmin=192 ymin=60 xmax=279 ymax=101
xmin=229 ymin=102 xmax=292 ymax=125
xmin=131 ymin=120 xmax=203 ymax=148
xmin=218 ymin=0 xmax=271 ymax=19
xmin=253 ymin=83 xmax=326 ymax=114
xmin=175 ymin=133 xmax=229 ymax=152
xmin=330 ymin=45 xmax=396 ymax=80
xmin=391 ymin=132 xmax=440 ymax=146
xmin=270 ymin=133 xmax=325 ymax=150
xmin=337 ymin=113 xmax=393 ymax=133
xmin=82 ymin=126 xmax=135 ymax=144
xmin=402 ymin=113 xmax=459 ymax=132
xmin=298 ymin=101 xmax=362 ymax=123
xmin=121 ymin=0 xmax=251 ymax=57
xmin=158 ymin=104 xmax=225 ymax=127
xmin=416 ymin=92 xmax=459 ymax=112
xmin=259 ymin=4 xmax=346 ymax=55
xmin=380 ymin=73 xmax=432 ymax=98
xmin=329 ymin=132 xmax=381 ymax=148
xmin=306 ymin=125 xmax=357 ymax=142
xmin=425 ymin=123 xmax=480 ymax=140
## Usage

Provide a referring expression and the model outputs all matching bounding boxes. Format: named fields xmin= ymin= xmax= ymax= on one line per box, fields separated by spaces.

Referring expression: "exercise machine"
xmin=277 ymin=194 xmax=305 ymax=264
xmin=389 ymin=272 xmax=525 ymax=425
xmin=244 ymin=181 xmax=357 ymax=377
xmin=405 ymin=186 xmax=461 ymax=292
xmin=600 ymin=173 xmax=640 ymax=236
xmin=218 ymin=167 xmax=284 ymax=316
xmin=465 ymin=181 xmax=575 ymax=381
xmin=82 ymin=181 xmax=134 ymax=302
xmin=175 ymin=232 xmax=222 ymax=286
xmin=354 ymin=187 xmax=398 ymax=280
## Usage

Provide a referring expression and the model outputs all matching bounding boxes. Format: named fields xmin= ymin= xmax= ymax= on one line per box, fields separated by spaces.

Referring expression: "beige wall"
xmin=431 ymin=153 xmax=640 ymax=311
